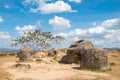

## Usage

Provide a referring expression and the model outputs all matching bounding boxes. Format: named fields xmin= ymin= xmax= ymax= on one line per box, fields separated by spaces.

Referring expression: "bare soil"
xmin=0 ymin=50 xmax=120 ymax=80
xmin=1 ymin=57 xmax=118 ymax=80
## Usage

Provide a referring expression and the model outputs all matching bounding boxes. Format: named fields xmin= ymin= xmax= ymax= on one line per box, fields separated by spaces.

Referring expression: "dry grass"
xmin=0 ymin=69 xmax=11 ymax=80
xmin=107 ymin=50 xmax=120 ymax=78
xmin=16 ymin=78 xmax=37 ymax=80
xmin=0 ymin=50 xmax=120 ymax=80
xmin=0 ymin=56 xmax=18 ymax=80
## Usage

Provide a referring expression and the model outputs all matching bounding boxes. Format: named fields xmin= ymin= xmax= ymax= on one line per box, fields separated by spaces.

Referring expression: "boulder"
xmin=60 ymin=39 xmax=111 ymax=70
xmin=33 ymin=52 xmax=47 ymax=58
xmin=48 ymin=48 xmax=57 ymax=57
xmin=54 ymin=50 xmax=67 ymax=62
xmin=70 ymin=40 xmax=94 ymax=49
xmin=66 ymin=40 xmax=94 ymax=63
xmin=65 ymin=48 xmax=83 ymax=63
xmin=48 ymin=48 xmax=67 ymax=62
xmin=17 ymin=48 xmax=33 ymax=62
xmin=59 ymin=55 xmax=67 ymax=63
xmin=80 ymin=48 xmax=110 ymax=70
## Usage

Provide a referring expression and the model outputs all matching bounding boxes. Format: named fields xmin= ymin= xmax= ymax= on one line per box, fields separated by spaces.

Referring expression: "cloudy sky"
xmin=0 ymin=0 xmax=120 ymax=49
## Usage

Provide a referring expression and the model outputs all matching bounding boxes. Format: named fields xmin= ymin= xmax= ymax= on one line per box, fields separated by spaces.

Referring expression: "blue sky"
xmin=0 ymin=0 xmax=120 ymax=49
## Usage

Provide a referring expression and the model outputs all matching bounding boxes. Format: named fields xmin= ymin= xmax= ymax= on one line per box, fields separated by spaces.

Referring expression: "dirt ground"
xmin=0 ymin=50 xmax=120 ymax=80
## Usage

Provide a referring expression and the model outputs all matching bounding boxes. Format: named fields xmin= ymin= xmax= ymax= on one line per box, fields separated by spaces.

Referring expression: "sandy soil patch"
xmin=2 ymin=57 xmax=118 ymax=80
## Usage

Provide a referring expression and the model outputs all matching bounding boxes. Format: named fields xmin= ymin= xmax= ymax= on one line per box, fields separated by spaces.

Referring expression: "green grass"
xmin=92 ymin=78 xmax=102 ymax=80
xmin=52 ymin=57 xmax=59 ymax=62
xmin=110 ymin=63 xmax=116 ymax=66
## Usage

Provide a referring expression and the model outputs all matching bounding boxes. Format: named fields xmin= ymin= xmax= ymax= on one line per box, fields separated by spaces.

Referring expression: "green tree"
xmin=11 ymin=29 xmax=64 ymax=51
xmin=11 ymin=36 xmax=30 ymax=48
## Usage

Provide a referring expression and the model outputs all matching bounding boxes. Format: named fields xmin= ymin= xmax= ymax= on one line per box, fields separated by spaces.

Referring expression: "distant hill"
xmin=104 ymin=47 xmax=120 ymax=50
xmin=0 ymin=48 xmax=18 ymax=52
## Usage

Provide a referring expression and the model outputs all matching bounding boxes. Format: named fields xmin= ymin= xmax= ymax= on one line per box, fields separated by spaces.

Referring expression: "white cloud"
xmin=24 ymin=0 xmax=33 ymax=4
xmin=87 ymin=27 xmax=105 ymax=34
xmin=55 ymin=32 xmax=68 ymax=38
xmin=0 ymin=32 xmax=10 ymax=39
xmin=104 ymin=34 xmax=113 ymax=39
xmin=23 ymin=0 xmax=76 ymax=14
xmin=4 ymin=5 xmax=10 ymax=9
xmin=35 ymin=20 xmax=42 ymax=28
xmin=0 ymin=32 xmax=11 ymax=48
xmin=100 ymin=18 xmax=120 ymax=29
xmin=92 ymin=22 xmax=97 ymax=26
xmin=74 ymin=29 xmax=86 ymax=35
xmin=73 ymin=37 xmax=79 ymax=41
xmin=39 ymin=1 xmax=76 ymax=14
xmin=56 ymin=18 xmax=120 ymax=48
xmin=69 ymin=0 xmax=82 ymax=3
xmin=49 ymin=16 xmax=71 ymax=30
xmin=15 ymin=25 xmax=36 ymax=36
xmin=0 ymin=16 xmax=3 ymax=23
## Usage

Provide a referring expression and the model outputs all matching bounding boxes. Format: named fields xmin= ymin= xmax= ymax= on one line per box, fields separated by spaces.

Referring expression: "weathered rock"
xmin=66 ymin=40 xmax=94 ymax=63
xmin=15 ymin=63 xmax=31 ymax=69
xmin=65 ymin=48 xmax=83 ymax=63
xmin=70 ymin=40 xmax=94 ymax=49
xmin=54 ymin=50 xmax=67 ymax=62
xmin=60 ymin=39 xmax=110 ymax=70
xmin=17 ymin=48 xmax=33 ymax=62
xmin=33 ymin=52 xmax=47 ymax=58
xmin=80 ymin=48 xmax=110 ymax=70
xmin=48 ymin=48 xmax=65 ymax=55
xmin=48 ymin=48 xmax=57 ymax=57
xmin=48 ymin=48 xmax=67 ymax=62
xmin=59 ymin=55 xmax=68 ymax=63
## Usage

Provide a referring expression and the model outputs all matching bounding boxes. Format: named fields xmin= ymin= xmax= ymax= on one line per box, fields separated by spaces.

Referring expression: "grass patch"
xmin=52 ymin=57 xmax=59 ymax=62
xmin=111 ymin=63 xmax=116 ymax=66
xmin=100 ymin=68 xmax=112 ymax=72
xmin=86 ymin=67 xmax=98 ymax=71
xmin=80 ymin=67 xmax=98 ymax=72
xmin=80 ymin=67 xmax=112 ymax=72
